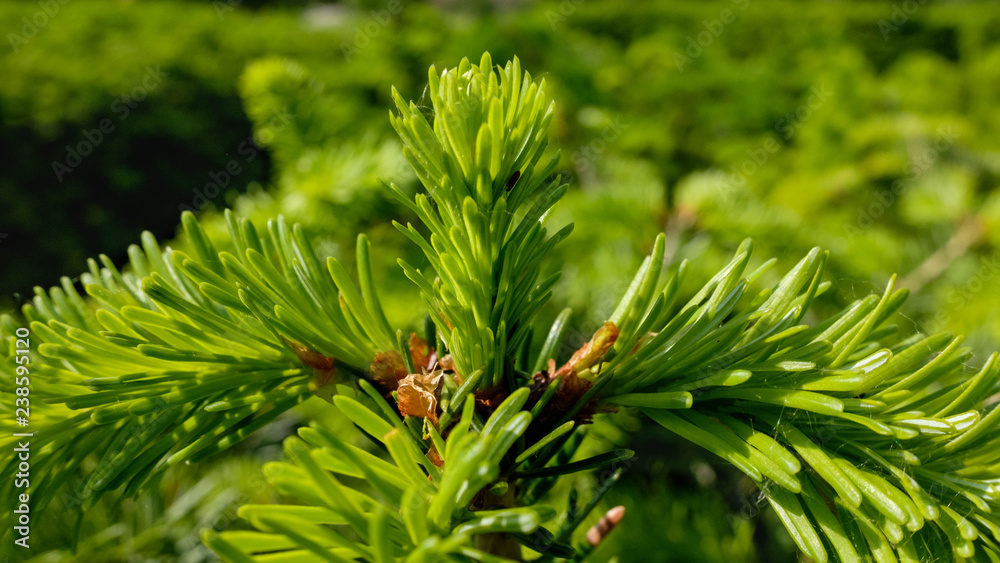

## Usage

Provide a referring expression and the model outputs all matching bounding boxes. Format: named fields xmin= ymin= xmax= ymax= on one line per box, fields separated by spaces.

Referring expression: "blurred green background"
xmin=3 ymin=0 xmax=1000 ymax=561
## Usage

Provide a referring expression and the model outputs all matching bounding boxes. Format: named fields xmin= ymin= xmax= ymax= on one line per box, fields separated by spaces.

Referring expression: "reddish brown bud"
xmin=289 ymin=340 xmax=334 ymax=371
xmin=408 ymin=332 xmax=432 ymax=372
xmin=370 ymin=350 xmax=408 ymax=391
xmin=564 ymin=321 xmax=619 ymax=375
xmin=287 ymin=340 xmax=337 ymax=403
xmin=586 ymin=505 xmax=625 ymax=547
xmin=427 ymin=444 xmax=444 ymax=468
xmin=545 ymin=322 xmax=619 ymax=421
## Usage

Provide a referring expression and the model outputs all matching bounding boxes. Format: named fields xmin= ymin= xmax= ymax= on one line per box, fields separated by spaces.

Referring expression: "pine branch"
xmin=599 ymin=240 xmax=1000 ymax=561
xmin=0 ymin=211 xmax=398 ymax=517
xmin=387 ymin=53 xmax=564 ymax=389
xmin=203 ymin=381 xmax=565 ymax=561
xmin=2 ymin=52 xmax=999 ymax=563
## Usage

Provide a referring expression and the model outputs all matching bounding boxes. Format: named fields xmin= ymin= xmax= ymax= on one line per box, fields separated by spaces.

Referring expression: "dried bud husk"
xmin=397 ymin=369 xmax=445 ymax=425
xmin=439 ymin=354 xmax=456 ymax=372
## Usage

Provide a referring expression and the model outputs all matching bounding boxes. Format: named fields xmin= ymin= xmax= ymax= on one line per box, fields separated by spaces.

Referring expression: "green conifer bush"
xmin=3 ymin=53 xmax=1000 ymax=562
